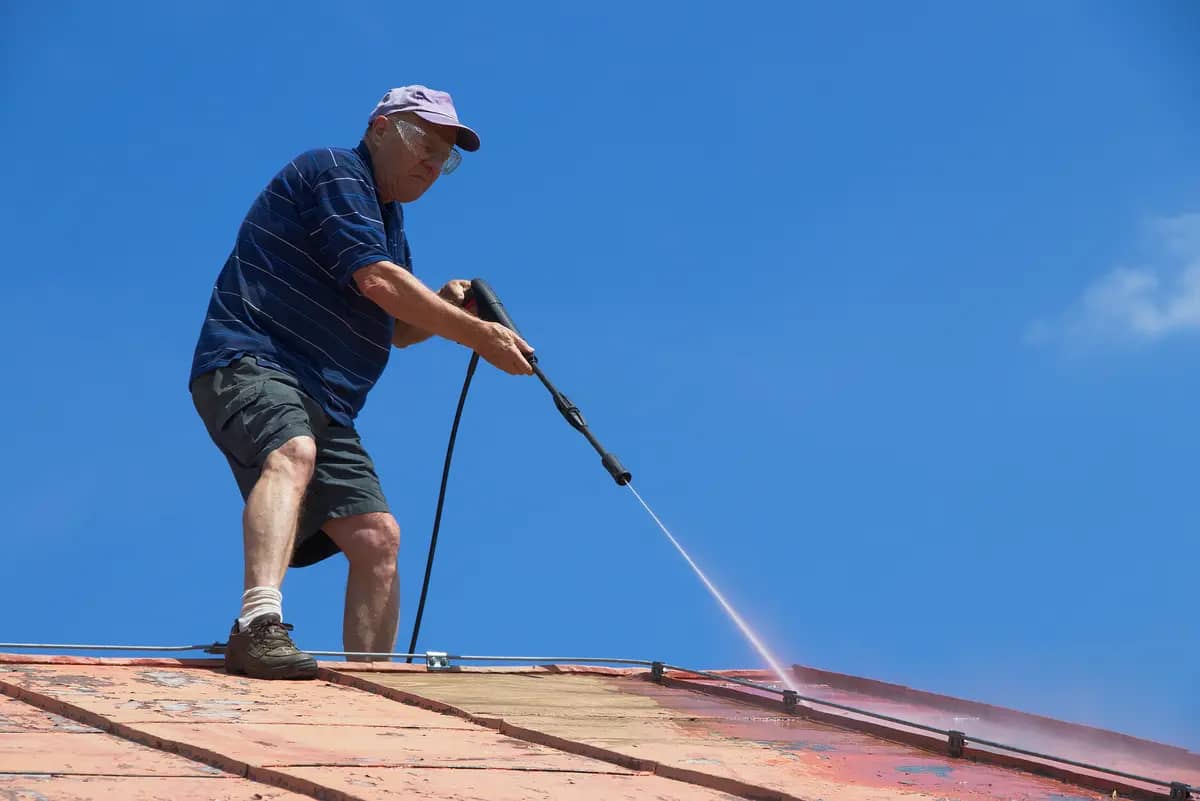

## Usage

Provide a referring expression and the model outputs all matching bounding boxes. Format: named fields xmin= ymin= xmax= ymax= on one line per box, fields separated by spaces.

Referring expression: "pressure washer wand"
xmin=407 ymin=279 xmax=631 ymax=660
xmin=469 ymin=278 xmax=631 ymax=486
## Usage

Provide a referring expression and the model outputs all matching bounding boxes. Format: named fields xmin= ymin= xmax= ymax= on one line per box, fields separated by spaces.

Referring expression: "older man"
xmin=189 ymin=86 xmax=532 ymax=679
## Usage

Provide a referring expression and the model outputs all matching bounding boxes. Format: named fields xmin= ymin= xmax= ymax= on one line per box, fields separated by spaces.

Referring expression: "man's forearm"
xmin=356 ymin=261 xmax=483 ymax=348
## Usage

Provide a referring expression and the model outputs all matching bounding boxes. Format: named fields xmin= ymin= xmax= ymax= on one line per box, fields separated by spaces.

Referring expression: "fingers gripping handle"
xmin=469 ymin=278 xmax=534 ymax=357
xmin=468 ymin=278 xmax=516 ymax=330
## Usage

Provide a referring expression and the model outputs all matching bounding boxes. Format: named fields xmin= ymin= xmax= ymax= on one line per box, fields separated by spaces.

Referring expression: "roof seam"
xmin=0 ymin=772 xmax=237 ymax=779
xmin=258 ymin=762 xmax=641 ymax=775
xmin=113 ymin=720 xmax=480 ymax=730
xmin=0 ymin=676 xmax=364 ymax=801
xmin=319 ymin=666 xmax=808 ymax=801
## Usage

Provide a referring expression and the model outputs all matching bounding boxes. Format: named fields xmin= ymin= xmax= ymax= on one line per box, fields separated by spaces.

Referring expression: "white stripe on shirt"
xmin=312 ymin=176 xmax=374 ymax=191
xmin=245 ymin=220 xmax=324 ymax=270
xmin=309 ymin=210 xmax=384 ymax=236
xmin=235 ymin=255 xmax=390 ymax=354
xmin=218 ymin=291 xmax=376 ymax=384
xmin=290 ymin=160 xmax=312 ymax=189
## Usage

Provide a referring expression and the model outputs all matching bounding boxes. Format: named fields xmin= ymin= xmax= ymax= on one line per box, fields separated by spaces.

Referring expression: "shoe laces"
xmin=252 ymin=616 xmax=296 ymax=644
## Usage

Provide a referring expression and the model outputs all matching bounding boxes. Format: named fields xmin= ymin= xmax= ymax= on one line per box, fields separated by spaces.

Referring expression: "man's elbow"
xmin=391 ymin=321 xmax=414 ymax=349
xmin=353 ymin=261 xmax=395 ymax=300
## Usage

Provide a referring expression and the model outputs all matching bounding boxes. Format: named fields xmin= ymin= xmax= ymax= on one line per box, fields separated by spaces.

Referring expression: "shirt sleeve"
xmin=301 ymin=165 xmax=391 ymax=286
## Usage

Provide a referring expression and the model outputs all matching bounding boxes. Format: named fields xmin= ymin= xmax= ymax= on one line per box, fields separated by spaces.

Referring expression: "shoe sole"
xmin=225 ymin=655 xmax=319 ymax=680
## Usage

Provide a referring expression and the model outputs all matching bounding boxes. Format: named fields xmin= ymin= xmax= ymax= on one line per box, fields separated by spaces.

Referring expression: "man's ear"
xmin=369 ymin=116 xmax=388 ymax=142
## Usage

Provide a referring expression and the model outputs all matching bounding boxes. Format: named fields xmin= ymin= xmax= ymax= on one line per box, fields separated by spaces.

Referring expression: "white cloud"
xmin=1026 ymin=213 xmax=1200 ymax=347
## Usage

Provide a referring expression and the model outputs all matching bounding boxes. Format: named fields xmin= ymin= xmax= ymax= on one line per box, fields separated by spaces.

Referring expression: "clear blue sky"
xmin=2 ymin=1 xmax=1197 ymax=750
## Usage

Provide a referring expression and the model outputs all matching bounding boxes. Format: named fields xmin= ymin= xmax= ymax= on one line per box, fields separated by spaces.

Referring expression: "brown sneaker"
xmin=224 ymin=613 xmax=318 ymax=680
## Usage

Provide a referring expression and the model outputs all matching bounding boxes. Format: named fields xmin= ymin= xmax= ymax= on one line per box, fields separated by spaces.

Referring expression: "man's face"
xmin=369 ymin=114 xmax=458 ymax=203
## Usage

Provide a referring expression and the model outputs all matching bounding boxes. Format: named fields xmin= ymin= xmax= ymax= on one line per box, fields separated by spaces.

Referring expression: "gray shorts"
xmin=190 ymin=356 xmax=390 ymax=567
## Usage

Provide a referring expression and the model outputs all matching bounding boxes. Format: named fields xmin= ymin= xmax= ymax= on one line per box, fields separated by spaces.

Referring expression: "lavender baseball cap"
xmin=368 ymin=85 xmax=481 ymax=152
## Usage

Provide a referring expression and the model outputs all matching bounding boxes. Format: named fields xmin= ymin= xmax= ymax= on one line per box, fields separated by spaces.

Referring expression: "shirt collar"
xmin=355 ymin=140 xmax=399 ymax=214
xmin=354 ymin=140 xmax=377 ymax=184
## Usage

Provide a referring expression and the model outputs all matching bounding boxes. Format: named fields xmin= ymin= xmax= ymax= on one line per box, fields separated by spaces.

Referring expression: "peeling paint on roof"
xmin=0 ymin=694 xmax=311 ymax=801
xmin=0 ymin=653 xmax=1195 ymax=801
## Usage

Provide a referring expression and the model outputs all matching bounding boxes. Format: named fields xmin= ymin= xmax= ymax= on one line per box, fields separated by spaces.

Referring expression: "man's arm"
xmin=356 ymin=261 xmax=481 ymax=346
xmin=390 ymin=279 xmax=472 ymax=349
xmin=391 ymin=319 xmax=433 ymax=349
xmin=355 ymin=261 xmax=534 ymax=374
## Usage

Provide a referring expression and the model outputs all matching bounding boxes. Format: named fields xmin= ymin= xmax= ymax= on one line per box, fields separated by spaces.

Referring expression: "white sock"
xmin=237 ymin=586 xmax=283 ymax=631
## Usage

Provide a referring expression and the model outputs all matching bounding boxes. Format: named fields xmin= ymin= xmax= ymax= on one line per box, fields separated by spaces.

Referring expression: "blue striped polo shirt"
xmin=190 ymin=141 xmax=411 ymax=426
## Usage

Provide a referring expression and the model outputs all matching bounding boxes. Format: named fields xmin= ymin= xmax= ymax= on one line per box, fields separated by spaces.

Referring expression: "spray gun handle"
xmin=469 ymin=278 xmax=537 ymax=366
xmin=469 ymin=278 xmax=520 ymax=334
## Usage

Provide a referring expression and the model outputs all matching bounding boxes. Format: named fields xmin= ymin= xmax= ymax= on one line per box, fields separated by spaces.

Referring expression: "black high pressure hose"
xmin=404 ymin=279 xmax=630 ymax=661
xmin=404 ymin=350 xmax=478 ymax=661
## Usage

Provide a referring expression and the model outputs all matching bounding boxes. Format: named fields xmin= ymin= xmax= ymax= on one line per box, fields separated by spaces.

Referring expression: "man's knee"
xmin=262 ymin=436 xmax=317 ymax=486
xmin=329 ymin=512 xmax=400 ymax=569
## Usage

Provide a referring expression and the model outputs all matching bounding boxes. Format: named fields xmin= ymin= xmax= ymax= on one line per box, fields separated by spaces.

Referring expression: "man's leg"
xmin=243 ymin=435 xmax=317 ymax=590
xmin=324 ymin=512 xmax=401 ymax=657
xmin=222 ymin=434 xmax=323 ymax=680
xmin=192 ymin=358 xmax=328 ymax=680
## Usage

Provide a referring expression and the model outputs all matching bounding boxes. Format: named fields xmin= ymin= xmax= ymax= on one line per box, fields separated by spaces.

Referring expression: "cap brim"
xmin=413 ymin=110 xmax=481 ymax=152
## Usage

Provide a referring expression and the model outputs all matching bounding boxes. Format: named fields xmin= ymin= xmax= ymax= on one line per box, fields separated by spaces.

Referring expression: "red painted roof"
xmin=1 ymin=652 xmax=1195 ymax=801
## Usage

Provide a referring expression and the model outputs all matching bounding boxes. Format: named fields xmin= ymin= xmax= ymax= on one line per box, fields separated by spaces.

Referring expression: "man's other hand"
xmin=437 ymin=279 xmax=472 ymax=309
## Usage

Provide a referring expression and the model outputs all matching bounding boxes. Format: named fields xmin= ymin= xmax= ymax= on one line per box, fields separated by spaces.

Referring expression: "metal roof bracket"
xmin=650 ymin=661 xmax=665 ymax=683
xmin=1169 ymin=782 xmax=1193 ymax=801
xmin=782 ymin=690 xmax=799 ymax=713
xmin=425 ymin=651 xmax=452 ymax=671
xmin=948 ymin=730 xmax=966 ymax=758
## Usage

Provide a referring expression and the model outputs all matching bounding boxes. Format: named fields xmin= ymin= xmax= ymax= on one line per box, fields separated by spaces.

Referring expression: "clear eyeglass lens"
xmin=395 ymin=119 xmax=461 ymax=176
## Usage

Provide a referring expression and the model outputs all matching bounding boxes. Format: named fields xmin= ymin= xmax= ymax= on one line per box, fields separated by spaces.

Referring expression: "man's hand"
xmin=474 ymin=321 xmax=535 ymax=375
xmin=354 ymin=263 xmax=533 ymax=373
xmin=439 ymin=278 xmax=533 ymax=374
xmin=437 ymin=279 xmax=472 ymax=310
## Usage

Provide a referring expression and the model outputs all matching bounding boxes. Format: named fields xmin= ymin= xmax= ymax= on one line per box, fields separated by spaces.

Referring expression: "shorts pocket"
xmin=192 ymin=375 xmax=268 ymax=469
xmin=219 ymin=380 xmax=268 ymax=468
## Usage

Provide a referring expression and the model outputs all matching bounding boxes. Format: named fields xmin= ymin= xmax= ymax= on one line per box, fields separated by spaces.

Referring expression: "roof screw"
xmin=650 ymin=661 xmax=665 ymax=683
xmin=948 ymin=730 xmax=966 ymax=758
xmin=1169 ymin=782 xmax=1192 ymax=801
xmin=782 ymin=690 xmax=799 ymax=713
